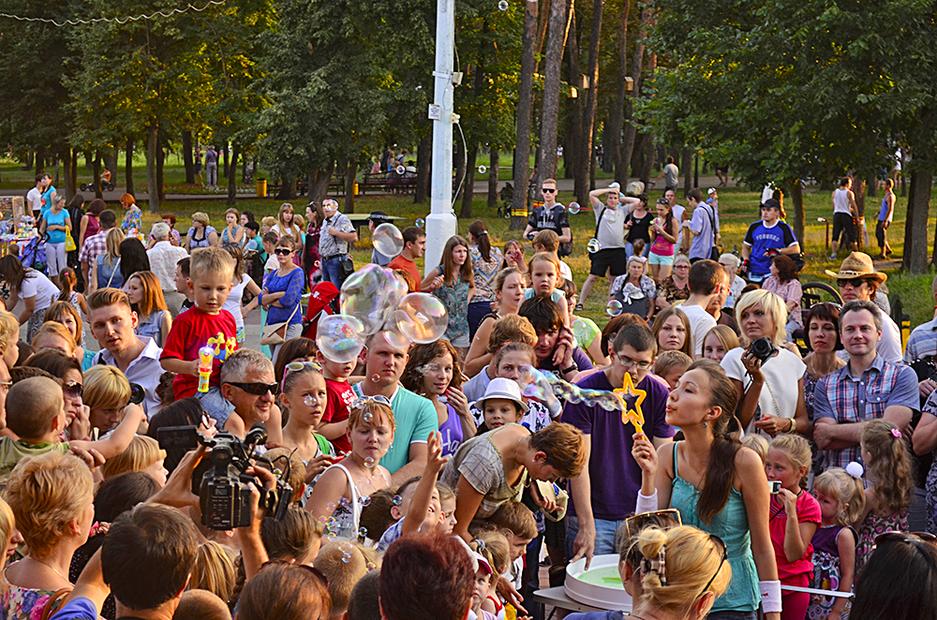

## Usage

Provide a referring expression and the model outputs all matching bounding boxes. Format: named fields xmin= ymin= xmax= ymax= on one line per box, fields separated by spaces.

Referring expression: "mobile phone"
xmin=770 ymin=480 xmax=782 ymax=494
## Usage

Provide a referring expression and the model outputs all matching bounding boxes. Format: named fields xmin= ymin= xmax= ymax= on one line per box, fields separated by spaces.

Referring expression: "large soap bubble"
xmin=316 ymin=315 xmax=366 ymax=364
xmin=606 ymin=299 xmax=623 ymax=317
xmin=373 ymin=223 xmax=404 ymax=258
xmin=567 ymin=201 xmax=581 ymax=215
xmin=341 ymin=264 xmax=398 ymax=335
xmin=394 ymin=293 xmax=448 ymax=344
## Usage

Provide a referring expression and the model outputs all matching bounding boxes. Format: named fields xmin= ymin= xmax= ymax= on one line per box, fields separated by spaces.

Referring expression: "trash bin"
xmin=353 ymin=181 xmax=359 ymax=196
xmin=256 ymin=178 xmax=267 ymax=198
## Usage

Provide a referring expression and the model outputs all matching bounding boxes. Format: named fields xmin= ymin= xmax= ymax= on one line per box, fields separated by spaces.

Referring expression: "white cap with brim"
xmin=474 ymin=377 xmax=529 ymax=413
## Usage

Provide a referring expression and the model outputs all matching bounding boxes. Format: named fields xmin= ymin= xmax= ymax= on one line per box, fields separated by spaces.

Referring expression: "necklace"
xmin=27 ymin=555 xmax=70 ymax=583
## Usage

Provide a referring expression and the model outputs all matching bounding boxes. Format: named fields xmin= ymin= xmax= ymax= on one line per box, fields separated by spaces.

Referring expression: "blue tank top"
xmin=135 ymin=310 xmax=167 ymax=347
xmin=96 ymin=255 xmax=124 ymax=289
xmin=670 ymin=442 xmax=760 ymax=613
xmin=878 ymin=194 xmax=892 ymax=222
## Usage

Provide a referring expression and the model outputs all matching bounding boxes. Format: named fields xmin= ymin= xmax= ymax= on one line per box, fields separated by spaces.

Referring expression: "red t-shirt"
xmin=322 ymin=378 xmax=356 ymax=454
xmin=769 ymin=490 xmax=822 ymax=581
xmin=161 ymin=307 xmax=239 ymax=399
xmin=387 ymin=255 xmax=420 ymax=292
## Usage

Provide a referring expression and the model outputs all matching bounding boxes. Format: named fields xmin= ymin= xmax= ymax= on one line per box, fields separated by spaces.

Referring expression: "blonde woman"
xmin=272 ymin=202 xmax=303 ymax=240
xmin=92 ymin=227 xmax=125 ymax=290
xmin=83 ymin=365 xmax=146 ymax=437
xmin=190 ymin=541 xmax=237 ymax=604
xmin=101 ymin=434 xmax=167 ymax=485
xmin=186 ymin=212 xmax=218 ymax=251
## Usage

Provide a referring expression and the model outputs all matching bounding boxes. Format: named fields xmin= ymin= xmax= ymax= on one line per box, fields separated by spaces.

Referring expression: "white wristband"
xmin=760 ymin=579 xmax=782 ymax=613
xmin=635 ymin=490 xmax=658 ymax=515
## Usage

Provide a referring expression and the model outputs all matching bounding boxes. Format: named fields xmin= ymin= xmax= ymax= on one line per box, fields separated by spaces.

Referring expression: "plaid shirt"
xmin=78 ymin=229 xmax=108 ymax=263
xmin=813 ymin=354 xmax=918 ymax=470
xmin=904 ymin=316 xmax=937 ymax=364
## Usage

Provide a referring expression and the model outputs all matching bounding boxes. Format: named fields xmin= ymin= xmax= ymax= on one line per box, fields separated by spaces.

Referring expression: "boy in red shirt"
xmin=316 ymin=350 xmax=358 ymax=455
xmin=161 ymin=247 xmax=238 ymax=423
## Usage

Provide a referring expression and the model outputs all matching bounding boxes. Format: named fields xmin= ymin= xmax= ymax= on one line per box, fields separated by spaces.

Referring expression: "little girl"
xmin=422 ymin=235 xmax=474 ymax=353
xmin=648 ymin=196 xmax=678 ymax=282
xmin=400 ymin=339 xmax=476 ymax=456
xmin=472 ymin=529 xmax=511 ymax=620
xmin=855 ymin=419 xmax=913 ymax=573
xmin=56 ymin=267 xmax=89 ymax=318
xmin=808 ymin=465 xmax=864 ymax=620
xmin=278 ymin=361 xmax=336 ymax=493
xmin=523 ymin=252 xmax=570 ymax=326
xmin=765 ymin=433 xmax=821 ymax=620
xmin=305 ymin=399 xmax=395 ymax=540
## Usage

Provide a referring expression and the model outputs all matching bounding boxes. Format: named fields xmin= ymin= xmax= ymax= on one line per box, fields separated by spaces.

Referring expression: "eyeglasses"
xmin=837 ymin=278 xmax=868 ymax=289
xmin=697 ymin=534 xmax=728 ymax=598
xmin=225 ymin=381 xmax=278 ymax=396
xmin=274 ymin=248 xmax=293 ymax=256
xmin=615 ymin=352 xmax=653 ymax=371
xmin=63 ymin=381 xmax=83 ymax=397
xmin=541 ymin=188 xmax=556 ymax=193
xmin=0 ymin=380 xmax=11 ymax=391
xmin=623 ymin=509 xmax=682 ymax=541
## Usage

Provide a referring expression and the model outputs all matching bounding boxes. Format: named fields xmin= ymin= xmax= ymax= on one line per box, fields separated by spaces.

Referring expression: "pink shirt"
xmin=763 ymin=276 xmax=803 ymax=327
xmin=769 ymin=491 xmax=821 ymax=581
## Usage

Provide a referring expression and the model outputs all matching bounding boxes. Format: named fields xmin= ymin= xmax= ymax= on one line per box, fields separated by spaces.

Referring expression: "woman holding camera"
xmin=720 ymin=289 xmax=807 ymax=436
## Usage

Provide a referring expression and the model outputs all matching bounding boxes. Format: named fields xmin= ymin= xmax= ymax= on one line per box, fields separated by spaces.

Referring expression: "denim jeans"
xmin=321 ymin=255 xmax=345 ymax=288
xmin=565 ymin=514 xmax=625 ymax=557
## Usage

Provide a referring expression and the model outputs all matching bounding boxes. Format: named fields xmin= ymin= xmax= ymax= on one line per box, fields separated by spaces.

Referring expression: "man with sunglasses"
xmin=563 ymin=324 xmax=674 ymax=565
xmin=524 ymin=178 xmax=572 ymax=257
xmin=220 ymin=349 xmax=283 ymax=443
xmin=825 ymin=252 xmax=901 ymax=363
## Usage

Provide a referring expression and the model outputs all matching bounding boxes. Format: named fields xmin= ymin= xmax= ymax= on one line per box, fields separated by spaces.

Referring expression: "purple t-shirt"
xmin=562 ymin=371 xmax=674 ymax=520
xmin=439 ymin=403 xmax=464 ymax=457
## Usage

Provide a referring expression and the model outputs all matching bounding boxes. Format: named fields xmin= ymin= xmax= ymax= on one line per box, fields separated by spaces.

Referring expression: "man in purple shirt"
xmin=563 ymin=323 xmax=675 ymax=564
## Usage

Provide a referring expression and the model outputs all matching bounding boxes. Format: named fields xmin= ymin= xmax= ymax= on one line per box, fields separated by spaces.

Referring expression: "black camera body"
xmin=198 ymin=427 xmax=292 ymax=530
xmin=749 ymin=337 xmax=778 ymax=365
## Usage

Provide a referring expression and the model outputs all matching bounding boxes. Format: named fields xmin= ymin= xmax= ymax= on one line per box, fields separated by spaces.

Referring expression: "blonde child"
xmin=741 ymin=433 xmax=770 ymax=464
xmin=278 ymin=361 xmax=335 ymax=489
xmin=809 ymin=465 xmax=865 ymax=620
xmin=470 ymin=547 xmax=498 ymax=620
xmin=101 ymin=434 xmax=168 ymax=485
xmin=422 ymin=235 xmax=475 ymax=353
xmin=855 ymin=419 xmax=913 ymax=573
xmin=317 ymin=347 xmax=359 ymax=456
xmin=305 ymin=400 xmax=396 ymax=540
xmin=653 ymin=350 xmax=691 ymax=389
xmin=473 ymin=529 xmax=511 ymax=620
xmin=437 ymin=483 xmax=456 ymax=535
xmin=702 ymin=324 xmax=740 ymax=363
xmin=765 ymin=434 xmax=821 ymax=620
xmin=315 ymin=541 xmax=376 ymax=620
xmin=523 ymin=252 xmax=570 ymax=327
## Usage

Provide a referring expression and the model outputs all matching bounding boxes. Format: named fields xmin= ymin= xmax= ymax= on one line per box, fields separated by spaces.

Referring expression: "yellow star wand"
xmin=614 ymin=373 xmax=647 ymax=436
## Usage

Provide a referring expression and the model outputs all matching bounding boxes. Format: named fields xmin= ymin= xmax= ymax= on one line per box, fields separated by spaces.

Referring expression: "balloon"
xmin=587 ymin=238 xmax=601 ymax=254
xmin=394 ymin=293 xmax=448 ymax=344
xmin=395 ymin=164 xmax=406 ymax=175
xmin=341 ymin=264 xmax=398 ymax=334
xmin=497 ymin=0 xmax=508 ymax=9
xmin=373 ymin=223 xmax=404 ymax=258
xmin=567 ymin=201 xmax=581 ymax=215
xmin=478 ymin=165 xmax=488 ymax=174
xmin=415 ymin=217 xmax=426 ymax=228
xmin=606 ymin=299 xmax=623 ymax=317
xmin=315 ymin=314 xmax=366 ymax=364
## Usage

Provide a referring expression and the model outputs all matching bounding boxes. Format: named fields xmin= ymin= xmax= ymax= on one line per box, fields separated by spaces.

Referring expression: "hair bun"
xmin=845 ymin=461 xmax=864 ymax=479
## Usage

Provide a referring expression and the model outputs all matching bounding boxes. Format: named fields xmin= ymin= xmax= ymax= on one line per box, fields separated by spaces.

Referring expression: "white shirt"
xmin=20 ymin=270 xmax=59 ymax=313
xmin=146 ymin=241 xmax=189 ymax=292
xmin=26 ymin=188 xmax=42 ymax=213
xmin=672 ymin=204 xmax=685 ymax=247
xmin=222 ymin=274 xmax=251 ymax=331
xmin=833 ymin=188 xmax=852 ymax=215
xmin=677 ymin=303 xmax=717 ymax=358
xmin=721 ymin=347 xmax=806 ymax=435
xmin=559 ymin=260 xmax=573 ymax=284
xmin=93 ymin=336 xmax=164 ymax=416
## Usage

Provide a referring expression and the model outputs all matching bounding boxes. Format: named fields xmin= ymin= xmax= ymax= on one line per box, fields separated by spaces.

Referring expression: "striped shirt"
xmin=904 ymin=316 xmax=937 ymax=365
xmin=813 ymin=355 xmax=918 ymax=470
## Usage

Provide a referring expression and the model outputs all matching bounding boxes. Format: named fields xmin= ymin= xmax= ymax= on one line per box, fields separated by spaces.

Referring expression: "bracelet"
xmin=759 ymin=580 xmax=782 ymax=613
xmin=788 ymin=417 xmax=796 ymax=433
xmin=561 ymin=365 xmax=578 ymax=375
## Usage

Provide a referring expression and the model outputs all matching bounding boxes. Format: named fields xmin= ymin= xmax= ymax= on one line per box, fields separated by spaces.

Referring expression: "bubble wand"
xmin=197 ymin=346 xmax=214 ymax=393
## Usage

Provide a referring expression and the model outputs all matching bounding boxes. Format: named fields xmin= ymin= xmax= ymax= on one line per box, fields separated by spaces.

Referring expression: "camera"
xmin=770 ymin=480 xmax=782 ymax=494
xmin=748 ymin=337 xmax=778 ymax=365
xmin=198 ymin=427 xmax=292 ymax=530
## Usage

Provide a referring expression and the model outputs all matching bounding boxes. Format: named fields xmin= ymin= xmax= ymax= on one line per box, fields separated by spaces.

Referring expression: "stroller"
xmin=301 ymin=281 xmax=340 ymax=341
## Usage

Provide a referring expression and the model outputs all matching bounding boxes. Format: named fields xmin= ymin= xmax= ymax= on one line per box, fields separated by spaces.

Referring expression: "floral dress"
xmin=469 ymin=245 xmax=504 ymax=304
xmin=808 ymin=525 xmax=854 ymax=619
xmin=856 ymin=509 xmax=908 ymax=574
xmin=432 ymin=265 xmax=471 ymax=348
xmin=1 ymin=580 xmax=61 ymax=620
xmin=120 ymin=205 xmax=143 ymax=235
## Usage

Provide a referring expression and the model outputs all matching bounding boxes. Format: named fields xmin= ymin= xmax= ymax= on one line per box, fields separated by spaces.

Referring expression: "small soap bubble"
xmin=360 ymin=496 xmax=372 ymax=507
xmin=392 ymin=495 xmax=403 ymax=506
xmin=415 ymin=218 xmax=426 ymax=228
xmin=357 ymin=526 xmax=369 ymax=539
xmin=364 ymin=456 xmax=376 ymax=467
xmin=341 ymin=551 xmax=353 ymax=564
xmin=587 ymin=238 xmax=600 ymax=253
xmin=370 ymin=373 xmax=382 ymax=383
xmin=362 ymin=410 xmax=374 ymax=424
xmin=304 ymin=394 xmax=317 ymax=407
xmin=498 ymin=0 xmax=509 ymax=10
xmin=606 ymin=299 xmax=623 ymax=317
xmin=396 ymin=164 xmax=406 ymax=175
xmin=477 ymin=165 xmax=487 ymax=174
xmin=567 ymin=201 xmax=581 ymax=215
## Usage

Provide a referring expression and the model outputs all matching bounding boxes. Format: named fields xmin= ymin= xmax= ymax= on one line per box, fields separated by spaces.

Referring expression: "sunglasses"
xmin=281 ymin=360 xmax=323 ymax=390
xmin=697 ymin=534 xmax=728 ymax=597
xmin=837 ymin=278 xmax=868 ymax=289
xmin=274 ymin=248 xmax=293 ymax=256
xmin=874 ymin=531 xmax=937 ymax=548
xmin=541 ymin=188 xmax=556 ymax=193
xmin=623 ymin=509 xmax=682 ymax=541
xmin=63 ymin=380 xmax=83 ymax=397
xmin=225 ymin=381 xmax=278 ymax=396
xmin=353 ymin=394 xmax=392 ymax=409
xmin=260 ymin=559 xmax=329 ymax=587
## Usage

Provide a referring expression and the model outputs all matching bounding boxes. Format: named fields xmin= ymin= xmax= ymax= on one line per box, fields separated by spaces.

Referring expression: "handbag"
xmin=65 ymin=230 xmax=76 ymax=252
xmin=702 ymin=203 xmax=722 ymax=260
xmin=339 ymin=254 xmax=355 ymax=279
xmin=588 ymin=205 xmax=609 ymax=259
xmin=261 ymin=299 xmax=301 ymax=346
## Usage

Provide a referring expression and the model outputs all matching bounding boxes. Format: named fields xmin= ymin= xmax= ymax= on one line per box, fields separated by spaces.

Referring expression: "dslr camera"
xmin=748 ymin=337 xmax=778 ymax=365
xmin=198 ymin=427 xmax=292 ymax=530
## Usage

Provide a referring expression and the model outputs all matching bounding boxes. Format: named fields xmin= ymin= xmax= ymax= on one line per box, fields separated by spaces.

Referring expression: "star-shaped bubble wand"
xmin=614 ymin=372 xmax=646 ymax=436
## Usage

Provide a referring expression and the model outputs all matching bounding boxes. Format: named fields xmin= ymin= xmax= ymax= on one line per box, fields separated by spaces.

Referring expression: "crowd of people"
xmin=0 ymin=177 xmax=929 ymax=620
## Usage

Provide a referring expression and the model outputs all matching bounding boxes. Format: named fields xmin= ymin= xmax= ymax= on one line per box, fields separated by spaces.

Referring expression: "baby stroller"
xmin=301 ymin=281 xmax=340 ymax=341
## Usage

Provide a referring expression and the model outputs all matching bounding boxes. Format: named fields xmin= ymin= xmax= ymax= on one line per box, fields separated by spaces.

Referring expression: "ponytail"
xmin=469 ymin=220 xmax=492 ymax=262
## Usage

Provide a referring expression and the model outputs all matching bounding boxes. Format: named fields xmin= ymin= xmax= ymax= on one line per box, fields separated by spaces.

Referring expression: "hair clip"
xmin=890 ymin=427 xmax=902 ymax=439
xmin=641 ymin=545 xmax=667 ymax=585
xmin=845 ymin=462 xmax=864 ymax=479
xmin=472 ymin=538 xmax=486 ymax=552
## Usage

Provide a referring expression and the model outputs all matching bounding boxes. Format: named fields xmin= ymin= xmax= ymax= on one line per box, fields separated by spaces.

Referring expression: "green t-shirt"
xmin=352 ymin=384 xmax=439 ymax=474
xmin=0 ymin=437 xmax=70 ymax=480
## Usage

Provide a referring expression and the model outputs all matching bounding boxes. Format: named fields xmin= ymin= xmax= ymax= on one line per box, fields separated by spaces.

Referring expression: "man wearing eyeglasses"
xmin=562 ymin=324 xmax=675 ymax=565
xmin=220 ymin=349 xmax=283 ymax=444
xmin=523 ymin=178 xmax=572 ymax=257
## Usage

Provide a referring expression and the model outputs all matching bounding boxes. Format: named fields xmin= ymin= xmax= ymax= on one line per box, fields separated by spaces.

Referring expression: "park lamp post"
xmin=424 ymin=0 xmax=459 ymax=275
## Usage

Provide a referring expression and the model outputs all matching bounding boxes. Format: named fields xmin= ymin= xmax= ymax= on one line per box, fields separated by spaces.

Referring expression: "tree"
xmin=538 ymin=0 xmax=573 ymax=180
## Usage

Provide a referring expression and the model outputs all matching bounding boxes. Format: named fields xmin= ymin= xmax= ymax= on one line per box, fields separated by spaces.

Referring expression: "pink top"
xmin=769 ymin=490 xmax=821 ymax=581
xmin=649 ymin=217 xmax=676 ymax=256
xmin=763 ymin=276 xmax=803 ymax=327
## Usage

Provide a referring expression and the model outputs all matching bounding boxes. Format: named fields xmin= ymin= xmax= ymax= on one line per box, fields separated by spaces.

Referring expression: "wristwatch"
xmin=561 ymin=364 xmax=578 ymax=375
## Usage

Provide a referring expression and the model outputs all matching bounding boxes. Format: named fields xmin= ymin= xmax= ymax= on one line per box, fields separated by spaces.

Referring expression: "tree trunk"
xmin=576 ymin=0 xmax=602 ymax=201
xmin=415 ymin=135 xmax=431 ymax=204
xmin=277 ymin=173 xmax=295 ymax=200
xmin=681 ymin=147 xmax=692 ymax=196
xmin=565 ymin=10 xmax=582 ymax=190
xmin=226 ymin=143 xmax=239 ymax=206
xmin=693 ymin=154 xmax=699 ymax=188
xmin=92 ymin=151 xmax=102 ymax=199
xmin=487 ymin=150 xmax=499 ymax=209
xmin=786 ymin=179 xmax=805 ymax=244
xmin=512 ymin=0 xmax=539 ymax=230
xmin=182 ymin=131 xmax=195 ymax=184
xmin=145 ymin=125 xmax=160 ymax=213
xmin=607 ymin=0 xmax=631 ymax=177
xmin=308 ymin=163 xmax=336 ymax=206
xmin=906 ymin=168 xmax=931 ymax=273
xmin=125 ymin=138 xmax=135 ymax=196
xmin=105 ymin=148 xmax=118 ymax=188
xmin=461 ymin=142 xmax=478 ymax=218
xmin=156 ymin=132 xmax=166 ymax=203
xmin=221 ymin=145 xmax=228 ymax=179
xmin=619 ymin=10 xmax=648 ymax=183
xmin=344 ymin=158 xmax=356 ymax=213
xmin=539 ymin=0 xmax=574 ymax=181
xmin=62 ymin=147 xmax=77 ymax=200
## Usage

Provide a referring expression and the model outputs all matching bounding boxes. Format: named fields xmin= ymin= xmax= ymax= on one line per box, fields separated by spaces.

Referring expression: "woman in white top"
xmin=272 ymin=202 xmax=303 ymax=240
xmin=0 ymin=255 xmax=60 ymax=342
xmin=720 ymin=288 xmax=807 ymax=436
xmin=221 ymin=246 xmax=261 ymax=342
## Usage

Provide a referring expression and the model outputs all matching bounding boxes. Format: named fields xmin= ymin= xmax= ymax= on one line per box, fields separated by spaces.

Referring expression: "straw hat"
xmin=824 ymin=251 xmax=887 ymax=283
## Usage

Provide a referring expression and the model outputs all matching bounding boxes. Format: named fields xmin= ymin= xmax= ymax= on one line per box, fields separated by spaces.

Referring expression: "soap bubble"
xmin=364 ymin=456 xmax=375 ymax=467
xmin=341 ymin=551 xmax=352 ymax=564
xmin=316 ymin=314 xmax=366 ymax=364
xmin=517 ymin=366 xmax=561 ymax=413
xmin=357 ymin=527 xmax=369 ymax=539
xmin=395 ymin=293 xmax=448 ymax=344
xmin=392 ymin=495 xmax=403 ymax=506
xmin=362 ymin=411 xmax=373 ymax=424
xmin=303 ymin=394 xmax=318 ymax=407
xmin=606 ymin=300 xmax=623 ymax=317
xmin=567 ymin=201 xmax=581 ymax=215
xmin=572 ymin=320 xmax=592 ymax=347
xmin=478 ymin=165 xmax=487 ymax=174
xmin=498 ymin=0 xmax=509 ymax=10
xmin=587 ymin=238 xmax=600 ymax=254
xmin=396 ymin=164 xmax=406 ymax=175
xmin=341 ymin=264 xmax=397 ymax=334
xmin=382 ymin=330 xmax=411 ymax=350
xmin=415 ymin=217 xmax=426 ymax=228
xmin=373 ymin=223 xmax=404 ymax=258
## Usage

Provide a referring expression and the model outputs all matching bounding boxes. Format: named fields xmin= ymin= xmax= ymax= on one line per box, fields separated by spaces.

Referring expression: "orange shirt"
xmin=388 ymin=255 xmax=421 ymax=292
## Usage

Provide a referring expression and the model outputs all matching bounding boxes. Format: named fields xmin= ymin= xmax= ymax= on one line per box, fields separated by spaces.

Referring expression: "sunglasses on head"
xmin=63 ymin=380 xmax=83 ymax=397
xmin=541 ymin=187 xmax=556 ymax=193
xmin=697 ymin=534 xmax=728 ymax=597
xmin=281 ymin=360 xmax=323 ymax=390
xmin=225 ymin=381 xmax=278 ymax=396
xmin=874 ymin=531 xmax=937 ymax=548
xmin=274 ymin=247 xmax=293 ymax=256
xmin=837 ymin=278 xmax=868 ymax=288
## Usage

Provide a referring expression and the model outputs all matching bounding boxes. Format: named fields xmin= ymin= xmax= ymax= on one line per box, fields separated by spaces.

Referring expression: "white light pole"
xmin=424 ymin=0 xmax=458 ymax=275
